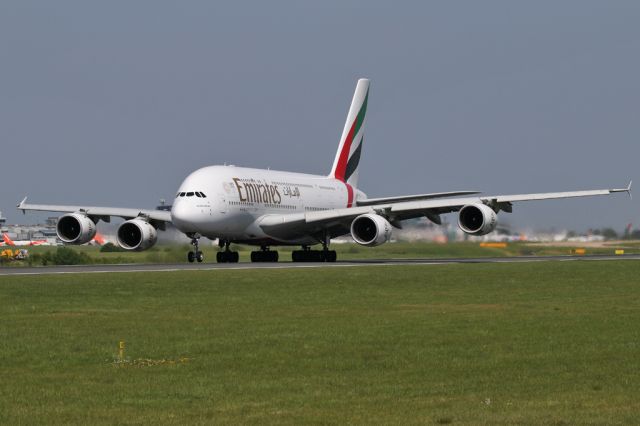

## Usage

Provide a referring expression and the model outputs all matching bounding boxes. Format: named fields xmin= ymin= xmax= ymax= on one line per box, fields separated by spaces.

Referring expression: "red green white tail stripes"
xmin=330 ymin=78 xmax=369 ymax=207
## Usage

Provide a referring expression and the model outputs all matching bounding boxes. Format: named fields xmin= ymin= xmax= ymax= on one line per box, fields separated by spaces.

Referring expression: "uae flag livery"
xmin=330 ymin=78 xmax=369 ymax=207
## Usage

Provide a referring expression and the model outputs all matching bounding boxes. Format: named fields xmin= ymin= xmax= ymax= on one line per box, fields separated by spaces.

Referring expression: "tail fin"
xmin=93 ymin=233 xmax=106 ymax=246
xmin=3 ymin=233 xmax=15 ymax=246
xmin=330 ymin=78 xmax=369 ymax=191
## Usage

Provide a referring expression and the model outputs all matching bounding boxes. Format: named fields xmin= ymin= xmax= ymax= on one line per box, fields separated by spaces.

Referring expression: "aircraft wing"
xmin=17 ymin=198 xmax=172 ymax=224
xmin=381 ymin=184 xmax=632 ymax=222
xmin=356 ymin=191 xmax=480 ymax=206
xmin=259 ymin=183 xmax=631 ymax=239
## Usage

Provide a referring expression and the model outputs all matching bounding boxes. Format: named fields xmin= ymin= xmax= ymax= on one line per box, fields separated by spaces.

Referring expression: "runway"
xmin=1 ymin=254 xmax=638 ymax=276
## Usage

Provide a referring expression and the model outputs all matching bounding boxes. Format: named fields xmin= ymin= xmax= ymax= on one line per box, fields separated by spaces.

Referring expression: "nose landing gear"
xmin=187 ymin=235 xmax=204 ymax=263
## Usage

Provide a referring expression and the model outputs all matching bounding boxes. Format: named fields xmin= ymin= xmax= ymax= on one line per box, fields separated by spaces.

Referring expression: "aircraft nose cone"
xmin=171 ymin=201 xmax=196 ymax=232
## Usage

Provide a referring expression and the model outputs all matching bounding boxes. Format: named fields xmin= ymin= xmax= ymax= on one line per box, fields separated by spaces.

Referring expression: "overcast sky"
xmin=1 ymin=1 xmax=638 ymax=232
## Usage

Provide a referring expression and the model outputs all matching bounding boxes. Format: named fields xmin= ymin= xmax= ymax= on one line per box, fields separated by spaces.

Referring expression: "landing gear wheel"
xmin=251 ymin=249 xmax=279 ymax=262
xmin=292 ymin=243 xmax=337 ymax=262
xmin=216 ymin=249 xmax=240 ymax=263
xmin=292 ymin=249 xmax=328 ymax=262
xmin=187 ymin=234 xmax=202 ymax=263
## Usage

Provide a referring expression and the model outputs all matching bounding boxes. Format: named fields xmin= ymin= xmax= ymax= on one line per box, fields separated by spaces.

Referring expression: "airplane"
xmin=17 ymin=78 xmax=631 ymax=263
xmin=0 ymin=231 xmax=106 ymax=247
xmin=90 ymin=232 xmax=107 ymax=246
xmin=2 ymin=233 xmax=49 ymax=247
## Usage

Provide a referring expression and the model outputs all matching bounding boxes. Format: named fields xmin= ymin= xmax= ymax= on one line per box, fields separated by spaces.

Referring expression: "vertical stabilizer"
xmin=330 ymin=78 xmax=369 ymax=193
xmin=2 ymin=233 xmax=15 ymax=246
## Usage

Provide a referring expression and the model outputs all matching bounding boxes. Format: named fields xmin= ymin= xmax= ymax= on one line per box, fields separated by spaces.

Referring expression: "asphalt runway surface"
xmin=1 ymin=254 xmax=638 ymax=276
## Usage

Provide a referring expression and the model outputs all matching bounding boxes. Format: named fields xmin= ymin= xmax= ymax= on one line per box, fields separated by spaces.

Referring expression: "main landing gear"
xmin=216 ymin=240 xmax=239 ymax=263
xmin=187 ymin=235 xmax=204 ymax=263
xmin=291 ymin=245 xmax=337 ymax=262
xmin=250 ymin=246 xmax=279 ymax=262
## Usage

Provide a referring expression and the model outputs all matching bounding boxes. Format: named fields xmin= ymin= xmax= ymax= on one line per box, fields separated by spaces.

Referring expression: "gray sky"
xmin=1 ymin=1 xmax=638 ymax=232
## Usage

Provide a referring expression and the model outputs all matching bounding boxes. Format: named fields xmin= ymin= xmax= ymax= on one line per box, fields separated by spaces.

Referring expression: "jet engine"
xmin=350 ymin=213 xmax=393 ymax=247
xmin=117 ymin=219 xmax=158 ymax=251
xmin=56 ymin=213 xmax=97 ymax=244
xmin=458 ymin=203 xmax=498 ymax=236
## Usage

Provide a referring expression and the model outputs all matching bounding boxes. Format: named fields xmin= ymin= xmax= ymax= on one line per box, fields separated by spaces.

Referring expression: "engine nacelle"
xmin=56 ymin=213 xmax=97 ymax=244
xmin=117 ymin=219 xmax=158 ymax=251
xmin=350 ymin=214 xmax=393 ymax=247
xmin=458 ymin=203 xmax=498 ymax=236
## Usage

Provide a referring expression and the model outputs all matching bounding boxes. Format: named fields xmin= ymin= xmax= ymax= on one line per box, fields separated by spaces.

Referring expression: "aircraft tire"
xmin=292 ymin=250 xmax=309 ymax=262
xmin=292 ymin=250 xmax=334 ymax=262
xmin=251 ymin=250 xmax=278 ymax=262
xmin=188 ymin=251 xmax=195 ymax=263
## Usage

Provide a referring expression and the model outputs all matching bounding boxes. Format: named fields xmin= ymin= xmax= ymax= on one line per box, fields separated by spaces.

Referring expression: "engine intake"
xmin=350 ymin=214 xmax=393 ymax=247
xmin=458 ymin=203 xmax=498 ymax=236
xmin=56 ymin=213 xmax=97 ymax=244
xmin=117 ymin=219 xmax=158 ymax=251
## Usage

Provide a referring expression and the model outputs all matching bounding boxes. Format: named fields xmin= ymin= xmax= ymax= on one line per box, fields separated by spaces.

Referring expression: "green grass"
xmin=1 ymin=261 xmax=640 ymax=424
xmin=4 ymin=240 xmax=638 ymax=267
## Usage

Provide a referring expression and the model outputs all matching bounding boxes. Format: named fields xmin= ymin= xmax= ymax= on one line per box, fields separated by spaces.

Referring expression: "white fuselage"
xmin=171 ymin=165 xmax=363 ymax=245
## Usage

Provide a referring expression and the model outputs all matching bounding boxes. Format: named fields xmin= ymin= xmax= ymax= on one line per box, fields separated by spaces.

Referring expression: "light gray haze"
xmin=1 ymin=1 xmax=638 ymax=232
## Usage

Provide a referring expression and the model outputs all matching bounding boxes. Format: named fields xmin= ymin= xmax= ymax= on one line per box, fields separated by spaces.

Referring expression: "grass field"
xmin=1 ymin=261 xmax=640 ymax=424
xmin=2 ymin=240 xmax=638 ymax=267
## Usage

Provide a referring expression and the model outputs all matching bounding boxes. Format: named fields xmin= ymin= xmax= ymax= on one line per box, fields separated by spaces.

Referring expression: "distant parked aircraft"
xmin=90 ymin=233 xmax=107 ymax=246
xmin=2 ymin=233 xmax=49 ymax=247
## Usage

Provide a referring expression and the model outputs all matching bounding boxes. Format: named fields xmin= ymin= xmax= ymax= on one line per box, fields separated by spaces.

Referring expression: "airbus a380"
xmin=18 ymin=79 xmax=631 ymax=263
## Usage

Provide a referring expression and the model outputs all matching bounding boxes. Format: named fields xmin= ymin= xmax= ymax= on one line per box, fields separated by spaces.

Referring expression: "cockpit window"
xmin=195 ymin=192 xmax=202 ymax=198
xmin=186 ymin=192 xmax=194 ymax=197
xmin=200 ymin=192 xmax=207 ymax=198
xmin=179 ymin=192 xmax=186 ymax=197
